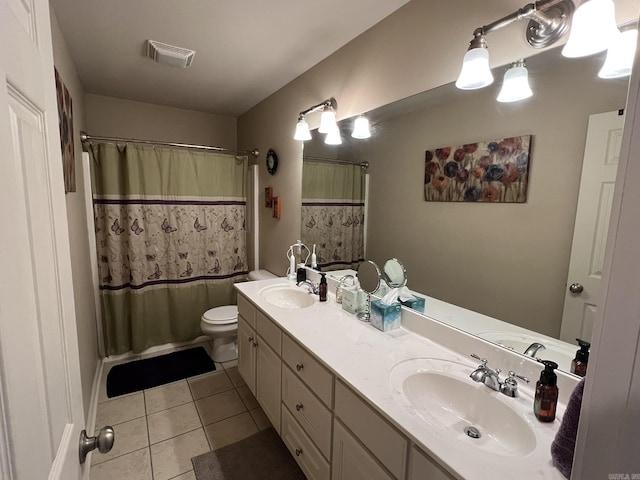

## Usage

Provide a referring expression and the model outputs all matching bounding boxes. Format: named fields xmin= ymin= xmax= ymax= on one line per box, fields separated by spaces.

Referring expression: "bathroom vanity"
xmin=235 ymin=277 xmax=574 ymax=480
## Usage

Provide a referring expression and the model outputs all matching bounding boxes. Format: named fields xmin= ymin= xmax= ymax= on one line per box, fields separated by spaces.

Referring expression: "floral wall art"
xmin=54 ymin=68 xmax=76 ymax=193
xmin=424 ymin=135 xmax=532 ymax=203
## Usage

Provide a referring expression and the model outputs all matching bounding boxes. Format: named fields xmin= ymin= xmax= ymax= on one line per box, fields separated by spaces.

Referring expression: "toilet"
xmin=201 ymin=269 xmax=276 ymax=362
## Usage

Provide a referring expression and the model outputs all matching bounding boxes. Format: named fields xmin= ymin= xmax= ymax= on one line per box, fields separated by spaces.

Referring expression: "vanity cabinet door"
xmin=237 ymin=315 xmax=256 ymax=395
xmin=408 ymin=446 xmax=455 ymax=480
xmin=256 ymin=336 xmax=281 ymax=433
xmin=332 ymin=420 xmax=394 ymax=480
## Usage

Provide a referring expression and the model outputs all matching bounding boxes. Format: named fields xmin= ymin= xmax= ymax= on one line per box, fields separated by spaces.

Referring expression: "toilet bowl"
xmin=201 ymin=269 xmax=276 ymax=362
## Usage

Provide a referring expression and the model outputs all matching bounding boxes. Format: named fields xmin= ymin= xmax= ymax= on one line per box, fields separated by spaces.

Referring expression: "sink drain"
xmin=464 ymin=426 xmax=481 ymax=439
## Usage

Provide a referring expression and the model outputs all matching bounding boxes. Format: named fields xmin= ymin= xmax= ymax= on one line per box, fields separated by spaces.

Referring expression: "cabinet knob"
xmin=295 ymin=403 xmax=303 ymax=411
xmin=296 ymin=363 xmax=304 ymax=371
xmin=252 ymin=341 xmax=258 ymax=348
xmin=295 ymin=448 xmax=303 ymax=456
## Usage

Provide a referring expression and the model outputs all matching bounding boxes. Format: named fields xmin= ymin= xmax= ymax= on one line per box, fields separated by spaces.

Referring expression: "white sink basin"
xmin=477 ymin=331 xmax=575 ymax=372
xmin=258 ymin=284 xmax=315 ymax=309
xmin=389 ymin=358 xmax=537 ymax=457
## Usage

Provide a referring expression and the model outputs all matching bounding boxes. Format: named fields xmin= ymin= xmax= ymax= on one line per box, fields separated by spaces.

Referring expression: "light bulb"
xmin=293 ymin=118 xmax=312 ymax=141
xmin=562 ymin=0 xmax=620 ymax=58
xmin=599 ymin=29 xmax=638 ymax=79
xmin=351 ymin=116 xmax=371 ymax=139
xmin=456 ymin=47 xmax=494 ymax=90
xmin=318 ymin=110 xmax=337 ymax=133
xmin=324 ymin=127 xmax=342 ymax=145
xmin=497 ymin=61 xmax=533 ymax=103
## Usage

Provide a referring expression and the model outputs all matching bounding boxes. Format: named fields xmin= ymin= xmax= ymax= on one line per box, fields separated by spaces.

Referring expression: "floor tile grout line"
xmin=90 ymin=444 xmax=150 ymax=468
xmin=149 ymin=423 xmax=202 ymax=447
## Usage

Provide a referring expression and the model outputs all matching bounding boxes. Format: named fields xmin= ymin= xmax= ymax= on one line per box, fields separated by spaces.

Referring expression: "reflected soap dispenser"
xmin=571 ymin=338 xmax=590 ymax=377
xmin=534 ymin=360 xmax=559 ymax=422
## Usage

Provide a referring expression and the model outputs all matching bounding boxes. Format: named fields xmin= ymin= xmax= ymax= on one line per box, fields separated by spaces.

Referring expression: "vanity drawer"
xmin=282 ymin=334 xmax=333 ymax=407
xmin=237 ymin=294 xmax=256 ymax=329
xmin=335 ymin=380 xmax=408 ymax=480
xmin=282 ymin=365 xmax=332 ymax=458
xmin=256 ymin=310 xmax=281 ymax=354
xmin=281 ymin=407 xmax=330 ymax=480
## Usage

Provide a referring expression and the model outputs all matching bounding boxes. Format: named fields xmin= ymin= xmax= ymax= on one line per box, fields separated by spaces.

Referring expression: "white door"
xmin=559 ymin=110 xmax=624 ymax=343
xmin=0 ymin=0 xmax=85 ymax=478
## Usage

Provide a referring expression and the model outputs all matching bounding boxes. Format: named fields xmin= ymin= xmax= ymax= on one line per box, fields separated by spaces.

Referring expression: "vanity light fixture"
xmin=562 ymin=0 xmax=620 ymax=58
xmin=598 ymin=28 xmax=638 ymax=79
xmin=456 ymin=32 xmax=493 ymax=90
xmin=324 ymin=128 xmax=343 ymax=145
xmin=351 ymin=115 xmax=372 ymax=139
xmin=293 ymin=97 xmax=338 ymax=142
xmin=497 ymin=59 xmax=533 ymax=103
xmin=455 ymin=0 xmax=574 ymax=91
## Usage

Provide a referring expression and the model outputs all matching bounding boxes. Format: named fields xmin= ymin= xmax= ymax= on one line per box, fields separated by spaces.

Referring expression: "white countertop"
xmin=236 ymin=277 xmax=567 ymax=480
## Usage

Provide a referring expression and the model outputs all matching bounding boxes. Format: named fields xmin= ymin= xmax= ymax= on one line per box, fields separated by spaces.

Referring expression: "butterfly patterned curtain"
xmin=89 ymin=143 xmax=248 ymax=355
xmin=301 ymin=160 xmax=365 ymax=271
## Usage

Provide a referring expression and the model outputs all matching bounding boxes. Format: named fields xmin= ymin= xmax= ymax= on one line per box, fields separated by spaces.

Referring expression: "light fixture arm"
xmin=468 ymin=0 xmax=574 ymax=50
xmin=298 ymin=97 xmax=338 ymax=120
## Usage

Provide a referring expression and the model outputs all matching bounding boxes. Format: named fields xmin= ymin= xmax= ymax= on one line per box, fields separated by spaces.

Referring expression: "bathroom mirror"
xmin=301 ymin=44 xmax=632 ymax=374
xmin=382 ymin=258 xmax=407 ymax=289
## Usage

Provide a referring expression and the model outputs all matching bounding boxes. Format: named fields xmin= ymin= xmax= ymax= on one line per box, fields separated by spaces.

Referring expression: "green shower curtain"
xmin=301 ymin=160 xmax=365 ymax=270
xmin=89 ymin=143 xmax=248 ymax=355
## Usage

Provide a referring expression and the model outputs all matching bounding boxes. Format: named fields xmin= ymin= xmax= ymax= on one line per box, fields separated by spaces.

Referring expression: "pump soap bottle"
xmin=534 ymin=360 xmax=559 ymax=422
xmin=571 ymin=338 xmax=590 ymax=377
xmin=319 ymin=273 xmax=327 ymax=302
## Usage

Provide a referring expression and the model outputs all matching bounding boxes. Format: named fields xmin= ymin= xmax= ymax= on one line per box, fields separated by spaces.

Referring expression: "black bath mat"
xmin=191 ymin=428 xmax=305 ymax=480
xmin=106 ymin=346 xmax=215 ymax=398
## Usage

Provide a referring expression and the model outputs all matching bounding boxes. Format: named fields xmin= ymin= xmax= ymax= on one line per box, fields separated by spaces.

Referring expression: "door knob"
xmin=79 ymin=426 xmax=114 ymax=464
xmin=569 ymin=283 xmax=584 ymax=294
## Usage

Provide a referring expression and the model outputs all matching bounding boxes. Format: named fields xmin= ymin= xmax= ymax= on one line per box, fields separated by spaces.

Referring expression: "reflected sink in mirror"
xmin=389 ymin=358 xmax=537 ymax=457
xmin=477 ymin=332 xmax=575 ymax=372
xmin=258 ymin=284 xmax=315 ymax=309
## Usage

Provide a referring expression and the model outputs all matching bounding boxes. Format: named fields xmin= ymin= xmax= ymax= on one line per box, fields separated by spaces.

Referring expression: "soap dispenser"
xmin=319 ymin=273 xmax=327 ymax=302
xmin=534 ymin=360 xmax=559 ymax=422
xmin=571 ymin=338 xmax=590 ymax=377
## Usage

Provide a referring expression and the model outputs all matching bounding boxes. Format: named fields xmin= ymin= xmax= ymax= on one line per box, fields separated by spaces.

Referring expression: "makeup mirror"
xmin=382 ymin=258 xmax=407 ymax=289
xmin=356 ymin=260 xmax=381 ymax=322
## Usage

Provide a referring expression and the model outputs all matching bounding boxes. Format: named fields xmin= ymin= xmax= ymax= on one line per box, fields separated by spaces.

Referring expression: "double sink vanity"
xmin=235 ymin=272 xmax=576 ymax=480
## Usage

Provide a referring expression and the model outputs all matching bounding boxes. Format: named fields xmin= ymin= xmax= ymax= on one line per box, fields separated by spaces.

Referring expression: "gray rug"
xmin=191 ymin=428 xmax=306 ymax=480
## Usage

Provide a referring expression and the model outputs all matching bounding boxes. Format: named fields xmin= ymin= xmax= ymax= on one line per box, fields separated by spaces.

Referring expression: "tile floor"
xmin=90 ymin=343 xmax=271 ymax=480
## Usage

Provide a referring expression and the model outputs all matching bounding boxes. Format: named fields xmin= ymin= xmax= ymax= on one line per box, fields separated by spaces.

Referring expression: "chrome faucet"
xmin=523 ymin=342 xmax=546 ymax=357
xmin=469 ymin=354 xmax=529 ymax=397
xmin=297 ymin=280 xmax=319 ymax=295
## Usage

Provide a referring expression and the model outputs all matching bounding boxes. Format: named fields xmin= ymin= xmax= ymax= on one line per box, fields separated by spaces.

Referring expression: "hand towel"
xmin=551 ymin=378 xmax=586 ymax=478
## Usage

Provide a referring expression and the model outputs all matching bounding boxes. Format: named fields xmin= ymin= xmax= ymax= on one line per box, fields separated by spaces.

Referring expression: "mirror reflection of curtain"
xmin=89 ymin=143 xmax=247 ymax=355
xmin=301 ymin=160 xmax=365 ymax=271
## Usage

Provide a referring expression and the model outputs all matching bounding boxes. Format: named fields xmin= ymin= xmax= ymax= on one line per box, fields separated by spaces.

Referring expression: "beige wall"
xmin=84 ymin=94 xmax=237 ymax=147
xmin=361 ymin=57 xmax=627 ymax=337
xmin=237 ymin=0 xmax=639 ymax=278
xmin=50 ymin=11 xmax=98 ymax=422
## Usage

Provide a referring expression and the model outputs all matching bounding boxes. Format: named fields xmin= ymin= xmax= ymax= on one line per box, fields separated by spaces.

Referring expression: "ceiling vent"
xmin=145 ymin=39 xmax=195 ymax=68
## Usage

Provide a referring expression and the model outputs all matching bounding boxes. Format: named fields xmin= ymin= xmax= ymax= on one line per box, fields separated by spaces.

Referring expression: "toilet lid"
xmin=202 ymin=305 xmax=238 ymax=325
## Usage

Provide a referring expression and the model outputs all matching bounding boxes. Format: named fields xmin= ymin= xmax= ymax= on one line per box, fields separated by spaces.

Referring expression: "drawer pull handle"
xmin=248 ymin=336 xmax=254 ymax=343
xmin=296 ymin=363 xmax=304 ymax=371
xmin=295 ymin=448 xmax=303 ymax=456
xmin=295 ymin=403 xmax=303 ymax=411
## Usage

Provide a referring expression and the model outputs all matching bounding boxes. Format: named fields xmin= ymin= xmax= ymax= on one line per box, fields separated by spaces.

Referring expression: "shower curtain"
xmin=89 ymin=143 xmax=248 ymax=355
xmin=301 ymin=160 xmax=365 ymax=271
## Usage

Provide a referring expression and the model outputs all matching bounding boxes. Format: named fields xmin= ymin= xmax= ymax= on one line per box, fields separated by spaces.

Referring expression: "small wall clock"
xmin=266 ymin=148 xmax=279 ymax=175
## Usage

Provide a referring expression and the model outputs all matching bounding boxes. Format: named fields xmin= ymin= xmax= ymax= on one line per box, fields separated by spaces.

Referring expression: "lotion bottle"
xmin=534 ymin=360 xmax=559 ymax=422
xmin=571 ymin=338 xmax=590 ymax=377
xmin=319 ymin=273 xmax=327 ymax=302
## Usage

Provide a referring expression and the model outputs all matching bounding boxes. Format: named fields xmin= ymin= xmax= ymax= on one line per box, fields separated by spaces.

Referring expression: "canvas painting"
xmin=424 ymin=135 xmax=532 ymax=203
xmin=55 ymin=68 xmax=76 ymax=193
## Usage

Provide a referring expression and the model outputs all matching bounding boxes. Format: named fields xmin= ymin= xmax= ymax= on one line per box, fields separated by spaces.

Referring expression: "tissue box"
xmin=370 ymin=300 xmax=402 ymax=332
xmin=400 ymin=296 xmax=425 ymax=314
xmin=342 ymin=287 xmax=364 ymax=315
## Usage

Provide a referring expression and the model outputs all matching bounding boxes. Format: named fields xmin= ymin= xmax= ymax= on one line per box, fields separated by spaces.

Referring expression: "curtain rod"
xmin=80 ymin=132 xmax=259 ymax=158
xmin=303 ymin=155 xmax=369 ymax=169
